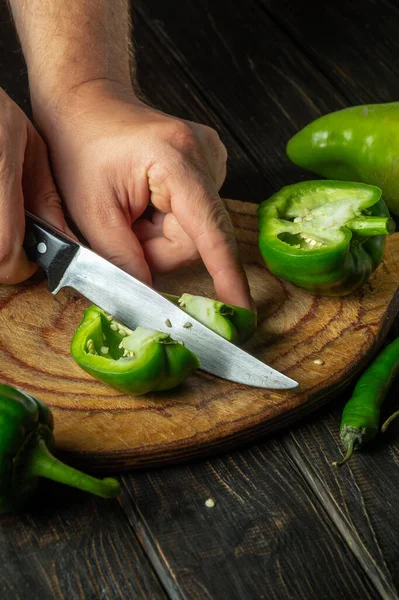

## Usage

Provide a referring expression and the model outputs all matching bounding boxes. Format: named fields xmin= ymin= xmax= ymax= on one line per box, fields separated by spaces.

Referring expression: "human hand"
xmin=35 ymin=83 xmax=253 ymax=308
xmin=0 ymin=89 xmax=69 ymax=284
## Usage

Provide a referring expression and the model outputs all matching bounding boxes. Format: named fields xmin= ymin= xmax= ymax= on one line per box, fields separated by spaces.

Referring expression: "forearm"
xmin=8 ymin=0 xmax=135 ymax=119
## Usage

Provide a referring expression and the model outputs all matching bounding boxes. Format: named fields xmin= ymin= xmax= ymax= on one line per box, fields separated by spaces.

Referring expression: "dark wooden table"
xmin=1 ymin=1 xmax=399 ymax=598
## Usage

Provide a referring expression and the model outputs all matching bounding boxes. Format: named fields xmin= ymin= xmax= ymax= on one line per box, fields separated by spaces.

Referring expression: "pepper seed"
xmin=205 ymin=498 xmax=216 ymax=508
xmin=313 ymin=358 xmax=324 ymax=365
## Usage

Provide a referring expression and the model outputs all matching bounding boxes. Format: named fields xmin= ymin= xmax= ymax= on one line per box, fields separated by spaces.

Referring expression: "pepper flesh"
xmin=164 ymin=293 xmax=257 ymax=344
xmin=257 ymin=180 xmax=394 ymax=296
xmin=70 ymin=306 xmax=200 ymax=394
xmin=0 ymin=384 xmax=120 ymax=513
xmin=286 ymin=103 xmax=399 ymax=215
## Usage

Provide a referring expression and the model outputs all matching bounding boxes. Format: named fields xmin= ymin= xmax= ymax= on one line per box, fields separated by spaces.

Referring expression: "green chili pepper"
xmin=163 ymin=293 xmax=257 ymax=344
xmin=332 ymin=337 xmax=399 ymax=467
xmin=70 ymin=305 xmax=200 ymax=394
xmin=0 ymin=384 xmax=120 ymax=513
xmin=286 ymin=103 xmax=399 ymax=215
xmin=257 ymin=180 xmax=394 ymax=296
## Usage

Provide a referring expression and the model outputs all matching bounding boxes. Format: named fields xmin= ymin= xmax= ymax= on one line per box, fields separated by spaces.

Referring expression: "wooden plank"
xmin=118 ymin=442 xmax=379 ymax=600
xmin=0 ymin=482 xmax=167 ymax=600
xmin=133 ymin=0 xmax=347 ymax=200
xmin=282 ymin=377 xmax=399 ymax=599
xmin=260 ymin=0 xmax=399 ymax=105
xmin=133 ymin=15 xmax=269 ymax=202
xmin=132 ymin=2 xmax=399 ymax=597
xmin=249 ymin=1 xmax=399 ymax=595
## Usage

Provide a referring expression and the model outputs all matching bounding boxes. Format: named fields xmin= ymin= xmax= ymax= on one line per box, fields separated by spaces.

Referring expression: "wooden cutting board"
xmin=1 ymin=200 xmax=399 ymax=471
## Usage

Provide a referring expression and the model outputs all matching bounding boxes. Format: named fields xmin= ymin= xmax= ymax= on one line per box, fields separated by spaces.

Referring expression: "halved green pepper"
xmin=163 ymin=293 xmax=257 ymax=344
xmin=257 ymin=180 xmax=395 ymax=296
xmin=286 ymin=103 xmax=399 ymax=215
xmin=0 ymin=384 xmax=120 ymax=513
xmin=70 ymin=306 xmax=200 ymax=394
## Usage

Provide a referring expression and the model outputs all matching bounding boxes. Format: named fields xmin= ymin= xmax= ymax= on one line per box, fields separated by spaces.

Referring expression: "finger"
xmin=0 ymin=123 xmax=35 ymax=284
xmin=23 ymin=124 xmax=76 ymax=238
xmin=195 ymin=125 xmax=228 ymax=191
xmin=140 ymin=212 xmax=200 ymax=273
xmin=77 ymin=203 xmax=152 ymax=285
xmin=133 ymin=211 xmax=165 ymax=243
xmin=171 ymin=174 xmax=253 ymax=308
xmin=0 ymin=185 xmax=35 ymax=285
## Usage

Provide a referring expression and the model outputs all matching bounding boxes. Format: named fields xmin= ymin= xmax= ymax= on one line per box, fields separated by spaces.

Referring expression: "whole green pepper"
xmin=286 ymin=103 xmax=399 ymax=215
xmin=332 ymin=337 xmax=399 ymax=467
xmin=163 ymin=293 xmax=257 ymax=344
xmin=0 ymin=384 xmax=120 ymax=513
xmin=257 ymin=180 xmax=395 ymax=296
xmin=70 ymin=305 xmax=200 ymax=394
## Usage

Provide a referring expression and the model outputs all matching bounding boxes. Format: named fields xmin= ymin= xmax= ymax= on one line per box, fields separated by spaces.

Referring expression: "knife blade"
xmin=24 ymin=212 xmax=298 ymax=390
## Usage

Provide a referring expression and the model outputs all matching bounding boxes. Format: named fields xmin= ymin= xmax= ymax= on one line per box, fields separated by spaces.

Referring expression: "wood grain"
xmin=0 ymin=482 xmax=166 ymax=600
xmin=133 ymin=12 xmax=270 ymax=203
xmin=261 ymin=0 xmax=399 ymax=105
xmin=118 ymin=441 xmax=379 ymax=599
xmin=1 ymin=201 xmax=398 ymax=469
xmin=133 ymin=0 xmax=347 ymax=200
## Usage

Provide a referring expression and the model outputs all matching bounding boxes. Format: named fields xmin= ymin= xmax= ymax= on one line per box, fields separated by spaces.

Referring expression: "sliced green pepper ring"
xmin=163 ymin=293 xmax=257 ymax=344
xmin=70 ymin=306 xmax=200 ymax=394
xmin=258 ymin=180 xmax=395 ymax=296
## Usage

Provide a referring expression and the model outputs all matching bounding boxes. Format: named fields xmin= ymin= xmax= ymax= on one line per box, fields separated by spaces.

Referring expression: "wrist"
xmin=30 ymin=77 xmax=140 ymax=135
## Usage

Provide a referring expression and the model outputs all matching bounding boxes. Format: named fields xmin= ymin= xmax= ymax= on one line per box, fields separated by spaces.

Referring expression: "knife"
xmin=23 ymin=212 xmax=298 ymax=390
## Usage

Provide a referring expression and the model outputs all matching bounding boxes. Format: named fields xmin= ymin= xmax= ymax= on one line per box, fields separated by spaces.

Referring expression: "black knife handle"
xmin=24 ymin=212 xmax=80 ymax=291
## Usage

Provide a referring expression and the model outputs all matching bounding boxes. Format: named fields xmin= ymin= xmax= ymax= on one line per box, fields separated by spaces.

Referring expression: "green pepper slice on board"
xmin=70 ymin=305 xmax=200 ymax=394
xmin=163 ymin=293 xmax=257 ymax=344
xmin=257 ymin=180 xmax=395 ymax=296
xmin=0 ymin=384 xmax=120 ymax=513
xmin=286 ymin=103 xmax=399 ymax=215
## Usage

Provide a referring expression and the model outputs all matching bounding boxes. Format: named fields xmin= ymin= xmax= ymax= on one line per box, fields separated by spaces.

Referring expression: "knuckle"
xmin=194 ymin=197 xmax=237 ymax=250
xmin=202 ymin=125 xmax=227 ymax=156
xmin=206 ymin=199 xmax=234 ymax=233
xmin=202 ymin=125 xmax=221 ymax=145
xmin=167 ymin=121 xmax=197 ymax=151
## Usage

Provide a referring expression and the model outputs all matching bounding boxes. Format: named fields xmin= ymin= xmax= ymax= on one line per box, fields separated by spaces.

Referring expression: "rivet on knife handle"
xmin=24 ymin=212 xmax=79 ymax=291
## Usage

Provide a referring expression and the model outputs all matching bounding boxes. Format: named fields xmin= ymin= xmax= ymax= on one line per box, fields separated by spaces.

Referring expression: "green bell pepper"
xmin=0 ymin=384 xmax=120 ymax=513
xmin=257 ymin=180 xmax=395 ymax=296
xmin=163 ymin=293 xmax=257 ymax=344
xmin=70 ymin=305 xmax=200 ymax=394
xmin=286 ymin=103 xmax=399 ymax=215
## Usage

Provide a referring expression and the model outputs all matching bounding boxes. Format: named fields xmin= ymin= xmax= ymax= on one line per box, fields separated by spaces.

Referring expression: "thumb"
xmin=23 ymin=125 xmax=73 ymax=236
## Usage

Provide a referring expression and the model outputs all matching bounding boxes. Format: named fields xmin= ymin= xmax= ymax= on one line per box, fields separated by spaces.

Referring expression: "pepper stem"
xmin=381 ymin=410 xmax=399 ymax=433
xmin=24 ymin=438 xmax=121 ymax=498
xmin=331 ymin=440 xmax=355 ymax=468
xmin=345 ymin=216 xmax=396 ymax=237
